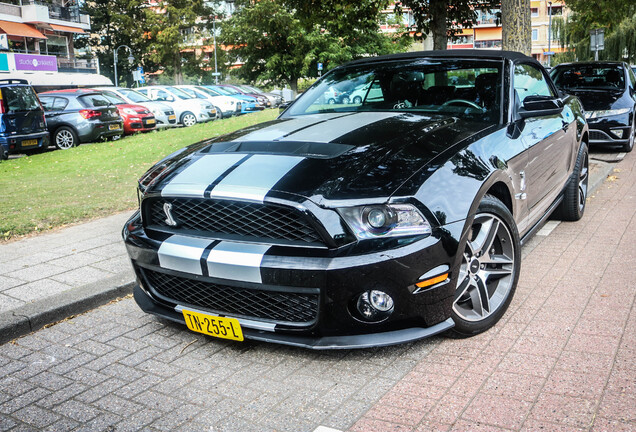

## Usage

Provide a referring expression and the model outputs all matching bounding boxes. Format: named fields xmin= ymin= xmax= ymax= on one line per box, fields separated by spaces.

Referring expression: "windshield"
xmin=286 ymin=59 xmax=503 ymax=122
xmin=197 ymin=87 xmax=220 ymax=97
xmin=551 ymin=65 xmax=626 ymax=90
xmin=100 ymin=91 xmax=127 ymax=105
xmin=179 ymin=87 xmax=206 ymax=99
xmin=216 ymin=86 xmax=239 ymax=95
xmin=119 ymin=88 xmax=151 ymax=103
xmin=236 ymin=85 xmax=254 ymax=93
xmin=165 ymin=86 xmax=193 ymax=100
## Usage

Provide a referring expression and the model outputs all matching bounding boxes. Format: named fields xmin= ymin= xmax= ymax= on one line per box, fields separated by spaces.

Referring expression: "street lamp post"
xmin=113 ymin=45 xmax=135 ymax=87
xmin=547 ymin=1 xmax=552 ymax=68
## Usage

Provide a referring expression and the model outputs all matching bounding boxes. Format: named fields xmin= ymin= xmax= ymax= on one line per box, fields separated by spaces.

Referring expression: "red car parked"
xmin=97 ymin=89 xmax=156 ymax=135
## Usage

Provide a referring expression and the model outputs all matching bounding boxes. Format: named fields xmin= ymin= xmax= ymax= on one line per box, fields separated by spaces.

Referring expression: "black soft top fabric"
xmin=343 ymin=49 xmax=539 ymax=68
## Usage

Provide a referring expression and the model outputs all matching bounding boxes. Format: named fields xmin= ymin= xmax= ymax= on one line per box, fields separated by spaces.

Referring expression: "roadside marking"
xmin=313 ymin=427 xmax=343 ymax=432
xmin=537 ymin=220 xmax=561 ymax=236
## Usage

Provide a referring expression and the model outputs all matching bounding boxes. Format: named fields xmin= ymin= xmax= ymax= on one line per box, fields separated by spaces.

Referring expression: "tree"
xmin=397 ymin=0 xmax=497 ymax=50
xmin=145 ymin=0 xmax=215 ymax=84
xmin=553 ymin=0 xmax=636 ymax=63
xmin=501 ymin=0 xmax=531 ymax=54
xmin=221 ymin=0 xmax=410 ymax=92
xmin=76 ymin=0 xmax=150 ymax=85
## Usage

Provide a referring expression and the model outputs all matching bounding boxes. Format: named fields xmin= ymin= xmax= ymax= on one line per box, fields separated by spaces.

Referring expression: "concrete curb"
xmin=0 ymin=157 xmax=619 ymax=346
xmin=0 ymin=272 xmax=134 ymax=345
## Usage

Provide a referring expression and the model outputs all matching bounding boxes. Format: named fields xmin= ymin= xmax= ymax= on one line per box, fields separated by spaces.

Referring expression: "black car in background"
xmin=551 ymin=62 xmax=636 ymax=152
xmin=38 ymin=89 xmax=124 ymax=150
xmin=0 ymin=79 xmax=49 ymax=159
xmin=123 ymin=50 xmax=589 ymax=349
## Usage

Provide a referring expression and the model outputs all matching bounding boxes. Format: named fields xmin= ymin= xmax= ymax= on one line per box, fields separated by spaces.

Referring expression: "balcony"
xmin=0 ymin=1 xmax=90 ymax=28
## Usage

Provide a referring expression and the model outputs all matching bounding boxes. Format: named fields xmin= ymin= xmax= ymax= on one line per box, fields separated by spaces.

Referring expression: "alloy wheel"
xmin=56 ymin=130 xmax=74 ymax=149
xmin=453 ymin=213 xmax=516 ymax=322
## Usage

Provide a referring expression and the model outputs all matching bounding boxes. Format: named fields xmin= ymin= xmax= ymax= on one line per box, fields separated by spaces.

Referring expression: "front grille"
xmin=164 ymin=110 xmax=175 ymax=115
xmin=145 ymin=198 xmax=324 ymax=244
xmin=143 ymin=268 xmax=319 ymax=324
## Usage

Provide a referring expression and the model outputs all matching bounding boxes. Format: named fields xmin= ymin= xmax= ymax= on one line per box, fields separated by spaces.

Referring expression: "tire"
xmin=215 ymin=107 xmax=223 ymax=120
xmin=341 ymin=96 xmax=350 ymax=104
xmin=450 ymin=195 xmax=521 ymax=337
xmin=353 ymin=96 xmax=362 ymax=104
xmin=622 ymin=121 xmax=634 ymax=153
xmin=327 ymin=98 xmax=336 ymax=105
xmin=555 ymin=143 xmax=588 ymax=221
xmin=181 ymin=112 xmax=197 ymax=127
xmin=108 ymin=134 xmax=122 ymax=142
xmin=1 ymin=146 xmax=8 ymax=160
xmin=54 ymin=127 xmax=78 ymax=150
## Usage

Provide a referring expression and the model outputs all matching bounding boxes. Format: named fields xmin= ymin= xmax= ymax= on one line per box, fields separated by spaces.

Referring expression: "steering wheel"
xmin=441 ymin=99 xmax=482 ymax=110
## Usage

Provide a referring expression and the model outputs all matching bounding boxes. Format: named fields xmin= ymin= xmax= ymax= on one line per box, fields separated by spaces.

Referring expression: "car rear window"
xmin=78 ymin=93 xmax=112 ymax=108
xmin=2 ymin=86 xmax=41 ymax=112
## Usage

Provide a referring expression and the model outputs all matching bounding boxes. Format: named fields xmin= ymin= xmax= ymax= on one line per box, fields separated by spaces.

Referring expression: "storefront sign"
xmin=14 ymin=54 xmax=58 ymax=72
xmin=0 ymin=53 xmax=8 ymax=72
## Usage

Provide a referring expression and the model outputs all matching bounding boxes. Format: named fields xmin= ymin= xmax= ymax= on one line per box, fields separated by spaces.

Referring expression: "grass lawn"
xmin=0 ymin=109 xmax=278 ymax=241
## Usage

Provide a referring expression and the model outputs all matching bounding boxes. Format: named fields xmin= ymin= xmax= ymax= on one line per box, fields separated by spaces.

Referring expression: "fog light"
xmin=367 ymin=209 xmax=387 ymax=229
xmin=610 ymin=129 xmax=624 ymax=139
xmin=354 ymin=290 xmax=394 ymax=322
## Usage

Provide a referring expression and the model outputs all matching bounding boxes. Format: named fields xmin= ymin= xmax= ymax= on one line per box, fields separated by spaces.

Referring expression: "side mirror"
xmin=518 ymin=95 xmax=564 ymax=119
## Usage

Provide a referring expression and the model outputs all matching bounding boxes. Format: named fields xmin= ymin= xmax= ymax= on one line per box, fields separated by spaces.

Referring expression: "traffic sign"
xmin=544 ymin=51 xmax=555 ymax=56
xmin=317 ymin=63 xmax=323 ymax=71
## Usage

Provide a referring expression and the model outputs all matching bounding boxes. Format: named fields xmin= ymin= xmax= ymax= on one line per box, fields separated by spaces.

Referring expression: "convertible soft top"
xmin=344 ymin=49 xmax=541 ymax=68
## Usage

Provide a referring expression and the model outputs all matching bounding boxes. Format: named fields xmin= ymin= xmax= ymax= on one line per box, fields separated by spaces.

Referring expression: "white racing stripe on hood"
xmin=209 ymin=154 xmax=304 ymax=202
xmin=206 ymin=242 xmax=270 ymax=283
xmin=157 ymin=235 xmax=213 ymax=276
xmin=279 ymin=112 xmax=399 ymax=143
xmin=161 ymin=153 xmax=247 ymax=197
xmin=235 ymin=113 xmax=342 ymax=141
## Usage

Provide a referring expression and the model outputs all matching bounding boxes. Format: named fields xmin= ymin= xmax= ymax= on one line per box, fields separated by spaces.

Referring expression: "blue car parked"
xmin=0 ymin=79 xmax=49 ymax=160
xmin=203 ymin=85 xmax=261 ymax=114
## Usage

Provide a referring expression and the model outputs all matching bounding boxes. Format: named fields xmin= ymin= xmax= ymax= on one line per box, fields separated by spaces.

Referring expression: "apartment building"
xmin=0 ymin=0 xmax=110 ymax=87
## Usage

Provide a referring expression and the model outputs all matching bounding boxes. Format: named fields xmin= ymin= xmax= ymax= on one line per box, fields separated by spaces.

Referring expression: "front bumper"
xmin=587 ymin=114 xmax=633 ymax=145
xmin=123 ymin=210 xmax=463 ymax=349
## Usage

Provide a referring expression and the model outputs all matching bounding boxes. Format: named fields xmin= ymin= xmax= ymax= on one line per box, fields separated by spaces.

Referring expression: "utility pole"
xmin=113 ymin=45 xmax=134 ymax=87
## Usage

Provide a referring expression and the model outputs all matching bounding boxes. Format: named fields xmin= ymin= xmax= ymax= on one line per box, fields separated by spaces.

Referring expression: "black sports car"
xmin=550 ymin=61 xmax=636 ymax=153
xmin=123 ymin=50 xmax=589 ymax=349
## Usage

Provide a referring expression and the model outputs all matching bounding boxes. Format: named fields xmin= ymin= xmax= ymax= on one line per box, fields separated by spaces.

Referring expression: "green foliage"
xmin=75 ymin=0 xmax=150 ymax=86
xmin=397 ymin=0 xmax=498 ymax=49
xmin=144 ymin=0 xmax=215 ymax=83
xmin=220 ymin=0 xmax=411 ymax=92
xmin=553 ymin=0 xmax=636 ymax=62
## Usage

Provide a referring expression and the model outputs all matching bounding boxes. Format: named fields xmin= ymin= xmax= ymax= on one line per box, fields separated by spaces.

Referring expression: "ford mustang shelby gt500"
xmin=123 ymin=50 xmax=589 ymax=349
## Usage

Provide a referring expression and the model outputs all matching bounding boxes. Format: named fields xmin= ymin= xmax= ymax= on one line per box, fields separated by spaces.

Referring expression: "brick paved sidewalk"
xmin=349 ymin=153 xmax=636 ymax=431
xmin=0 ymin=212 xmax=135 ymax=341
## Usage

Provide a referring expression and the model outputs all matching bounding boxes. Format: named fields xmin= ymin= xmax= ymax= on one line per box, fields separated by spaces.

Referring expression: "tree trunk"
xmin=173 ymin=51 xmax=183 ymax=85
xmin=290 ymin=77 xmax=298 ymax=95
xmin=502 ymin=0 xmax=531 ymax=55
xmin=430 ymin=0 xmax=448 ymax=50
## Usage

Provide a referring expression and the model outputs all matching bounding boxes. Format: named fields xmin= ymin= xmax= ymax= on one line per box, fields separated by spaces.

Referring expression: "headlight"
xmin=123 ymin=108 xmax=137 ymax=115
xmin=585 ymin=108 xmax=630 ymax=119
xmin=338 ymin=204 xmax=432 ymax=239
xmin=151 ymin=108 xmax=162 ymax=116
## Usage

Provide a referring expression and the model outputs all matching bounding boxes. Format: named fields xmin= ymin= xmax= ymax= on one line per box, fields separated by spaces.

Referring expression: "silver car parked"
xmin=94 ymin=87 xmax=177 ymax=129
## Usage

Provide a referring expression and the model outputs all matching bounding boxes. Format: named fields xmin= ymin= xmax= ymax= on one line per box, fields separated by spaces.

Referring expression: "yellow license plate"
xmin=182 ymin=309 xmax=244 ymax=341
xmin=22 ymin=139 xmax=37 ymax=147
xmin=109 ymin=124 xmax=120 ymax=131
xmin=168 ymin=114 xmax=176 ymax=121
xmin=146 ymin=118 xmax=156 ymax=125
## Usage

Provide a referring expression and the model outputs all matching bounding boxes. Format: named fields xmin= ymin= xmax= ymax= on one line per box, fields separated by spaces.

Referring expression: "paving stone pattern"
xmin=0 ymin=212 xmax=135 ymax=314
xmin=0 ymin=152 xmax=634 ymax=431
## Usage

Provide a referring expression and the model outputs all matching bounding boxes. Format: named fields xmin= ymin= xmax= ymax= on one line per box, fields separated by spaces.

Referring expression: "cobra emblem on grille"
xmin=163 ymin=203 xmax=179 ymax=227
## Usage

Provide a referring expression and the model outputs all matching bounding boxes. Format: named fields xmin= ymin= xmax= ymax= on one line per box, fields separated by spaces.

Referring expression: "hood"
xmin=149 ymin=112 xmax=494 ymax=204
xmin=116 ymin=103 xmax=150 ymax=114
xmin=564 ymin=88 xmax=626 ymax=111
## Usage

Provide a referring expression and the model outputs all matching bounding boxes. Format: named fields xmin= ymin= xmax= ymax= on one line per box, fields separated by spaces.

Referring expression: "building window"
xmin=45 ymin=35 xmax=68 ymax=58
xmin=474 ymin=40 xmax=502 ymax=49
xmin=452 ymin=35 xmax=474 ymax=45
xmin=532 ymin=29 xmax=539 ymax=41
xmin=531 ymin=8 xmax=539 ymax=17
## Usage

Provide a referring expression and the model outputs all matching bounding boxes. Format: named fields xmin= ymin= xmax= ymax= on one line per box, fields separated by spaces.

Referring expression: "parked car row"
xmin=0 ymin=81 xmax=283 ymax=159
